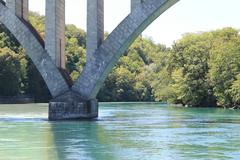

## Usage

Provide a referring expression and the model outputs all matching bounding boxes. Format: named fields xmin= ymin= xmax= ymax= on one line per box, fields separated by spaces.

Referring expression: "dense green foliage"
xmin=0 ymin=23 xmax=27 ymax=96
xmin=97 ymin=38 xmax=161 ymax=102
xmin=150 ymin=28 xmax=240 ymax=107
xmin=29 ymin=12 xmax=45 ymax=38
xmin=0 ymin=47 xmax=25 ymax=96
xmin=0 ymin=12 xmax=239 ymax=107
xmin=65 ymin=25 xmax=86 ymax=80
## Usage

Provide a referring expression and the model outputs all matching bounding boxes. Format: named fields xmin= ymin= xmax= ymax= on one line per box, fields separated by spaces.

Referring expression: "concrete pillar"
xmin=131 ymin=0 xmax=142 ymax=11
xmin=6 ymin=0 xmax=28 ymax=21
xmin=45 ymin=0 xmax=65 ymax=69
xmin=87 ymin=0 xmax=104 ymax=62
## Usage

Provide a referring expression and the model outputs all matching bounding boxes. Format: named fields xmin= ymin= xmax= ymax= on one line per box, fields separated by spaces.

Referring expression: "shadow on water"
xmin=49 ymin=120 xmax=118 ymax=160
xmin=0 ymin=118 xmax=118 ymax=160
xmin=0 ymin=120 xmax=59 ymax=159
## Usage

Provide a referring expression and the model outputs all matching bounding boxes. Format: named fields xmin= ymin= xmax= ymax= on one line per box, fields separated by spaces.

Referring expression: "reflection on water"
xmin=0 ymin=103 xmax=240 ymax=160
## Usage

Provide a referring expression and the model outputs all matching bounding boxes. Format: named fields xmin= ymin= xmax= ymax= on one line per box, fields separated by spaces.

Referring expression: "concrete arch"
xmin=0 ymin=2 xmax=69 ymax=97
xmin=72 ymin=0 xmax=179 ymax=99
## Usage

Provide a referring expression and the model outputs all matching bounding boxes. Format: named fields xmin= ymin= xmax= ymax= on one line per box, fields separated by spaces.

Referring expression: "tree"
xmin=230 ymin=74 xmax=240 ymax=107
xmin=208 ymin=28 xmax=240 ymax=107
xmin=29 ymin=12 xmax=45 ymax=38
xmin=98 ymin=37 xmax=159 ymax=102
xmin=0 ymin=48 xmax=23 ymax=96
xmin=65 ymin=25 xmax=86 ymax=80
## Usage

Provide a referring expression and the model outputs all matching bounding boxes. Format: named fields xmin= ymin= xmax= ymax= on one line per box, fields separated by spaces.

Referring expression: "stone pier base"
xmin=49 ymin=99 xmax=98 ymax=121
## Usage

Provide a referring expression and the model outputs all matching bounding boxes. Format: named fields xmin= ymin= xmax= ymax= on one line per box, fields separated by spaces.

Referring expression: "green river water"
xmin=0 ymin=103 xmax=239 ymax=160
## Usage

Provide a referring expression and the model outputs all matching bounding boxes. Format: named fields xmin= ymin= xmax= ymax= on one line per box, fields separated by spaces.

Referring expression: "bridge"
xmin=0 ymin=0 xmax=179 ymax=120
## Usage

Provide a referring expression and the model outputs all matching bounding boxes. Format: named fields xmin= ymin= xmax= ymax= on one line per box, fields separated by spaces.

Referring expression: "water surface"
xmin=0 ymin=103 xmax=239 ymax=160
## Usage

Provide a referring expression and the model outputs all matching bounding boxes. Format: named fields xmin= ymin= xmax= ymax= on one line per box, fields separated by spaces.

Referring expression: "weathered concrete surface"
xmin=45 ymin=0 xmax=66 ymax=69
xmin=87 ymin=0 xmax=104 ymax=63
xmin=49 ymin=101 xmax=98 ymax=120
xmin=0 ymin=3 xmax=69 ymax=97
xmin=72 ymin=0 xmax=179 ymax=99
xmin=6 ymin=0 xmax=28 ymax=20
xmin=131 ymin=0 xmax=143 ymax=11
xmin=49 ymin=92 xmax=98 ymax=120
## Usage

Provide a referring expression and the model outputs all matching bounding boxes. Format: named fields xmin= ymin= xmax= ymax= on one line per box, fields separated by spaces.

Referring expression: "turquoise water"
xmin=0 ymin=103 xmax=240 ymax=160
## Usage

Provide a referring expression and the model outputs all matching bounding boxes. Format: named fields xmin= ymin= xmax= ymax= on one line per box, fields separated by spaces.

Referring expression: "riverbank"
xmin=0 ymin=95 xmax=34 ymax=104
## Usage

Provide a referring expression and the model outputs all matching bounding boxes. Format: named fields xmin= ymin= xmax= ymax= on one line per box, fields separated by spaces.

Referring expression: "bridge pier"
xmin=47 ymin=0 xmax=104 ymax=120
xmin=47 ymin=85 xmax=100 ymax=120
xmin=49 ymin=93 xmax=98 ymax=120
xmin=44 ymin=0 xmax=94 ymax=120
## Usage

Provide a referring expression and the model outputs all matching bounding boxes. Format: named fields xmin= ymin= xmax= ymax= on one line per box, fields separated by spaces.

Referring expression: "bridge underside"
xmin=0 ymin=0 xmax=179 ymax=120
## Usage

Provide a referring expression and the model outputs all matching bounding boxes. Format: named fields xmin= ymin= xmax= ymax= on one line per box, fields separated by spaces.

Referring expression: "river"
xmin=0 ymin=103 xmax=239 ymax=160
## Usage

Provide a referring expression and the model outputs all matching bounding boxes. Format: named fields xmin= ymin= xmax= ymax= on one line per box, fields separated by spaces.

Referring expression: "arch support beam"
xmin=72 ymin=0 xmax=179 ymax=100
xmin=0 ymin=3 xmax=69 ymax=97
